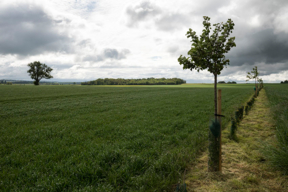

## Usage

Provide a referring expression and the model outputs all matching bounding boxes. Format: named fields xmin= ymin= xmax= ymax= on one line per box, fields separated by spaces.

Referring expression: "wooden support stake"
xmin=217 ymin=89 xmax=222 ymax=172
xmin=208 ymin=89 xmax=222 ymax=172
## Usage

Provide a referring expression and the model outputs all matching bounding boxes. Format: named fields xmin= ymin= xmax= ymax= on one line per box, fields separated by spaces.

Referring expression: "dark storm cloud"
xmin=126 ymin=1 xmax=161 ymax=27
xmin=172 ymin=0 xmax=288 ymax=77
xmin=228 ymin=29 xmax=288 ymax=71
xmin=83 ymin=49 xmax=130 ymax=62
xmin=0 ymin=4 xmax=72 ymax=56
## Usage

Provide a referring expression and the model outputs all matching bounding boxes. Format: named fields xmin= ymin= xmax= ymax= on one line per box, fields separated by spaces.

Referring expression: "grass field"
xmin=0 ymin=84 xmax=255 ymax=191
xmin=263 ymin=84 xmax=288 ymax=174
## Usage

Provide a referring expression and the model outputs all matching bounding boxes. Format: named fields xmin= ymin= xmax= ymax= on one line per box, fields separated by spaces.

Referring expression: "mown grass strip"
xmin=184 ymin=88 xmax=288 ymax=191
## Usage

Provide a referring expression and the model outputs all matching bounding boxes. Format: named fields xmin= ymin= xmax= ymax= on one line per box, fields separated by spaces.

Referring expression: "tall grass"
xmin=0 ymin=84 xmax=254 ymax=191
xmin=263 ymin=84 xmax=288 ymax=174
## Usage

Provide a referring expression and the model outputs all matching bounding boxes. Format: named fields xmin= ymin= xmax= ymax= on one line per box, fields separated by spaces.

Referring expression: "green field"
xmin=0 ymin=84 xmax=255 ymax=191
xmin=263 ymin=84 xmax=288 ymax=174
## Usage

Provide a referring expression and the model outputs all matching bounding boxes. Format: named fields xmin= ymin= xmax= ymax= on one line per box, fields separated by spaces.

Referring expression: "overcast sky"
xmin=0 ymin=0 xmax=288 ymax=83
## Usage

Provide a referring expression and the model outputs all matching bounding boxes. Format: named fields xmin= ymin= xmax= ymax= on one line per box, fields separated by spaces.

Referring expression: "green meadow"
xmin=263 ymin=84 xmax=288 ymax=174
xmin=0 ymin=84 xmax=255 ymax=191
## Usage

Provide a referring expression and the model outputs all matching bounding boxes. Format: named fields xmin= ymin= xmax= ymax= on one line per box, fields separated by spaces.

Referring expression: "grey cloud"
xmin=222 ymin=1 xmax=288 ymax=75
xmin=77 ymin=39 xmax=91 ymax=47
xmin=228 ymin=29 xmax=288 ymax=69
xmin=83 ymin=55 xmax=103 ymax=62
xmin=259 ymin=63 xmax=288 ymax=76
xmin=167 ymin=45 xmax=179 ymax=56
xmin=218 ymin=61 xmax=288 ymax=79
xmin=83 ymin=49 xmax=130 ymax=62
xmin=126 ymin=1 xmax=189 ymax=31
xmin=178 ymin=0 xmax=288 ymax=77
xmin=155 ymin=13 xmax=190 ymax=31
xmin=99 ymin=62 xmax=142 ymax=69
xmin=0 ymin=63 xmax=30 ymax=80
xmin=154 ymin=38 xmax=162 ymax=42
xmin=0 ymin=61 xmax=75 ymax=80
xmin=189 ymin=0 xmax=230 ymax=15
xmin=104 ymin=49 xmax=130 ymax=59
xmin=126 ymin=1 xmax=161 ymax=27
xmin=50 ymin=63 xmax=75 ymax=70
xmin=0 ymin=4 xmax=72 ymax=56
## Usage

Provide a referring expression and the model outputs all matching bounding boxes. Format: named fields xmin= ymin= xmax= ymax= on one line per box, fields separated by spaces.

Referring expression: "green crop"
xmin=0 ymin=84 xmax=254 ymax=191
xmin=262 ymin=84 xmax=288 ymax=174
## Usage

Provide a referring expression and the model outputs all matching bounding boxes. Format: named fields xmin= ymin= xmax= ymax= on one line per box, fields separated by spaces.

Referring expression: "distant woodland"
xmin=81 ymin=78 xmax=186 ymax=85
xmin=218 ymin=81 xmax=237 ymax=84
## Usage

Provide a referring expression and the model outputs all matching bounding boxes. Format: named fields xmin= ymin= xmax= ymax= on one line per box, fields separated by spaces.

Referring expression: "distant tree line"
xmin=281 ymin=80 xmax=288 ymax=84
xmin=0 ymin=80 xmax=12 ymax=85
xmin=218 ymin=81 xmax=237 ymax=84
xmin=81 ymin=78 xmax=186 ymax=85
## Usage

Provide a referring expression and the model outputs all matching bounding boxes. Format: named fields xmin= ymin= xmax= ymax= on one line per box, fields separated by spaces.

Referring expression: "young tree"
xmin=258 ymin=78 xmax=263 ymax=88
xmin=178 ymin=16 xmax=236 ymax=172
xmin=246 ymin=66 xmax=259 ymax=88
xmin=27 ymin=61 xmax=53 ymax=85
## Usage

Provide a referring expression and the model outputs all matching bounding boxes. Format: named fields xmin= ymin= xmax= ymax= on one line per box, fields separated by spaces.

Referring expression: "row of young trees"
xmin=81 ymin=78 xmax=186 ymax=85
xmin=178 ymin=16 xmax=269 ymax=174
xmin=246 ymin=66 xmax=264 ymax=88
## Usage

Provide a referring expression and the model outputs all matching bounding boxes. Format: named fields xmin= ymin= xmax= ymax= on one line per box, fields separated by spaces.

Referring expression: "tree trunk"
xmin=34 ymin=79 xmax=40 ymax=85
xmin=208 ymin=73 xmax=220 ymax=172
xmin=214 ymin=74 xmax=217 ymax=121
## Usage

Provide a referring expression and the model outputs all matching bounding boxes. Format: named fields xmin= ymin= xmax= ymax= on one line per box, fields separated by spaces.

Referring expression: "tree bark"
xmin=208 ymin=73 xmax=220 ymax=172
xmin=214 ymin=73 xmax=217 ymax=121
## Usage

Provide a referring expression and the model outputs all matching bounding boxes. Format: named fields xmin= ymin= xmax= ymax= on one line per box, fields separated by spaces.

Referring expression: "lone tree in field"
xmin=246 ymin=66 xmax=259 ymax=88
xmin=27 ymin=61 xmax=53 ymax=85
xmin=178 ymin=16 xmax=236 ymax=172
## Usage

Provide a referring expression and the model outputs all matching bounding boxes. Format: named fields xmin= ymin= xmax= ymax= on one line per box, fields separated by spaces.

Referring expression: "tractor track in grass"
xmin=183 ymin=89 xmax=288 ymax=192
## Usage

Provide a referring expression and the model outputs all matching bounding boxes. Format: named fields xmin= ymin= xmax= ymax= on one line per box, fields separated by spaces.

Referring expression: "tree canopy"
xmin=178 ymin=16 xmax=236 ymax=75
xmin=246 ymin=66 xmax=259 ymax=87
xmin=27 ymin=61 xmax=53 ymax=85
